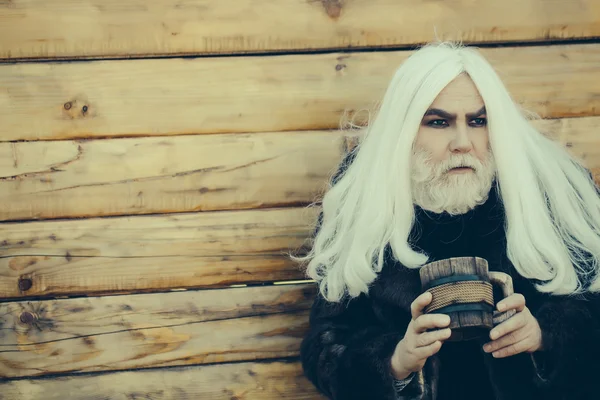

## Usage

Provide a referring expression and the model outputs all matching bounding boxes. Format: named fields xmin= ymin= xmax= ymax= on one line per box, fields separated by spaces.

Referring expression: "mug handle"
xmin=489 ymin=271 xmax=517 ymax=326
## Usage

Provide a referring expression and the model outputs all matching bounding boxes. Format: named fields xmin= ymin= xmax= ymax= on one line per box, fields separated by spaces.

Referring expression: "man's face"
xmin=414 ymin=73 xmax=490 ymax=166
xmin=410 ymin=74 xmax=496 ymax=214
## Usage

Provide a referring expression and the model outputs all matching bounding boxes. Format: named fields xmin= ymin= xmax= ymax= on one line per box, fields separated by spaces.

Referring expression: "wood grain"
xmin=0 ymin=360 xmax=326 ymax=400
xmin=0 ymin=206 xmax=319 ymax=298
xmin=1 ymin=0 xmax=599 ymax=60
xmin=0 ymin=254 xmax=310 ymax=299
xmin=0 ymin=205 xmax=319 ymax=299
xmin=1 ymin=116 xmax=599 ymax=223
xmin=0 ymin=131 xmax=342 ymax=221
xmin=0 ymin=284 xmax=317 ymax=378
xmin=0 ymin=207 xmax=317 ymax=258
xmin=2 ymin=44 xmax=600 ymax=141
xmin=540 ymin=116 xmax=600 ymax=183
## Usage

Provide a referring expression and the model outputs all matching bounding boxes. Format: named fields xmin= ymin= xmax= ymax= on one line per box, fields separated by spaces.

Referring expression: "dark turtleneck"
xmin=410 ymin=183 xmax=516 ymax=400
xmin=411 ymin=181 xmax=507 ymax=266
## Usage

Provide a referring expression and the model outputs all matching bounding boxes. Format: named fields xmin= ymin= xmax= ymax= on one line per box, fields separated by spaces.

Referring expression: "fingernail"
xmin=483 ymin=344 xmax=491 ymax=352
xmin=497 ymin=303 xmax=506 ymax=311
xmin=490 ymin=331 xmax=498 ymax=340
xmin=492 ymin=352 xmax=499 ymax=358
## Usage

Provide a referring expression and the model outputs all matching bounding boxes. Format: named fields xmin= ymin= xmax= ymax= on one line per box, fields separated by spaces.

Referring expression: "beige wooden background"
xmin=1 ymin=1 xmax=600 ymax=399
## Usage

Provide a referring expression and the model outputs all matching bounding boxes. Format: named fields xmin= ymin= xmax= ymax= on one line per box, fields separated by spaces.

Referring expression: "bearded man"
xmin=296 ymin=42 xmax=600 ymax=400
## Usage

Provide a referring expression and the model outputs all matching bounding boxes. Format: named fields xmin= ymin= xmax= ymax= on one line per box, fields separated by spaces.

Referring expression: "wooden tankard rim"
xmin=419 ymin=256 xmax=489 ymax=271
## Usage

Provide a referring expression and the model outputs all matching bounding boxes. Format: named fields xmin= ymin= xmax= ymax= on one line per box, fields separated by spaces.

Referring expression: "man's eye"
xmin=470 ymin=118 xmax=487 ymax=127
xmin=427 ymin=119 xmax=448 ymax=128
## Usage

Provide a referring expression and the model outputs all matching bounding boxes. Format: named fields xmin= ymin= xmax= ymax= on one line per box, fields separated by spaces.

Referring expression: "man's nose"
xmin=449 ymin=128 xmax=473 ymax=153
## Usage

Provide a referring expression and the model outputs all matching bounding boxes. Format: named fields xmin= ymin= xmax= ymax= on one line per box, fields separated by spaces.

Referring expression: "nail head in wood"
xmin=18 ymin=277 xmax=33 ymax=291
xmin=20 ymin=312 xmax=36 ymax=324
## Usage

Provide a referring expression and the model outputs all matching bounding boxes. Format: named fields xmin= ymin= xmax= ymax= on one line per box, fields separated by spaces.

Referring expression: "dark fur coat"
xmin=300 ymin=155 xmax=600 ymax=400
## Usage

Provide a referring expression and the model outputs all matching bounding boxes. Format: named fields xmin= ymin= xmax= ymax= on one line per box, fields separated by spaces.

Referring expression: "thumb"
xmin=411 ymin=291 xmax=433 ymax=320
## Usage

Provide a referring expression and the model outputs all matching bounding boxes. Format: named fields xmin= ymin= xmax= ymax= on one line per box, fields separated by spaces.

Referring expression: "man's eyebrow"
xmin=423 ymin=106 xmax=487 ymax=119
xmin=466 ymin=106 xmax=487 ymax=119
xmin=423 ymin=108 xmax=455 ymax=119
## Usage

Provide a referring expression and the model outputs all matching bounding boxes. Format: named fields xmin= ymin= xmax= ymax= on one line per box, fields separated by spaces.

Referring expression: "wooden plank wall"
xmin=1 ymin=1 xmax=600 ymax=399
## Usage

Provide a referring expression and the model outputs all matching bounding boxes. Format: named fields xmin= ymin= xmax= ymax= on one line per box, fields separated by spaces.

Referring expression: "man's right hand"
xmin=390 ymin=291 xmax=452 ymax=380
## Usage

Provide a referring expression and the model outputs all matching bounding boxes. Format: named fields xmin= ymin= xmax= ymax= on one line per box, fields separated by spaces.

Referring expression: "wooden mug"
xmin=418 ymin=256 xmax=516 ymax=342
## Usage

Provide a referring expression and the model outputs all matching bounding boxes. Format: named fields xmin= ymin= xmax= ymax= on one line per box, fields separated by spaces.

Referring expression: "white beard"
xmin=410 ymin=147 xmax=496 ymax=215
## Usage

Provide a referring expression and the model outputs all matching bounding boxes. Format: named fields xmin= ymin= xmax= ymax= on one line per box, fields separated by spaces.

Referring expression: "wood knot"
xmin=321 ymin=0 xmax=343 ymax=19
xmin=18 ymin=277 xmax=33 ymax=291
xmin=62 ymin=98 xmax=93 ymax=119
xmin=20 ymin=311 xmax=36 ymax=324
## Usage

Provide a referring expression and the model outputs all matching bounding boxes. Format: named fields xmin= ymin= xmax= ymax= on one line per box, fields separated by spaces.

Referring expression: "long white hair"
xmin=297 ymin=41 xmax=600 ymax=303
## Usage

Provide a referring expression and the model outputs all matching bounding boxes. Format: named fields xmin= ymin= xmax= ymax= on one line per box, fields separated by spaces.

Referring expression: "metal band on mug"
xmin=421 ymin=274 xmax=483 ymax=291
xmin=430 ymin=303 xmax=495 ymax=315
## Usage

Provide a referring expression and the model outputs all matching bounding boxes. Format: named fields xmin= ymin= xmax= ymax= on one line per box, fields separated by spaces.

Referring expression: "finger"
xmin=496 ymin=293 xmax=526 ymax=313
xmin=489 ymin=311 xmax=527 ymax=341
xmin=413 ymin=340 xmax=443 ymax=359
xmin=414 ymin=314 xmax=451 ymax=333
xmin=490 ymin=337 xmax=532 ymax=358
xmin=416 ymin=328 xmax=452 ymax=347
xmin=483 ymin=327 xmax=526 ymax=353
xmin=410 ymin=292 xmax=433 ymax=320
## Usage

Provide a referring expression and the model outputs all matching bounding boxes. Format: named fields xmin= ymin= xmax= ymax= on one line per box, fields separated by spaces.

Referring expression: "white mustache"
xmin=438 ymin=156 xmax=480 ymax=174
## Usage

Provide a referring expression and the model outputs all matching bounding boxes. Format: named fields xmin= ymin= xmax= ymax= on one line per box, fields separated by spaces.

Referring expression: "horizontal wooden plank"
xmin=0 ymin=206 xmax=318 ymax=299
xmin=0 ymin=284 xmax=317 ymax=378
xmin=1 ymin=0 xmax=599 ymax=60
xmin=0 ymin=254 xmax=309 ymax=299
xmin=1 ymin=116 xmax=599 ymax=223
xmin=0 ymin=207 xmax=317 ymax=258
xmin=0 ymin=361 xmax=326 ymax=400
xmin=0 ymin=284 xmax=315 ymax=345
xmin=0 ymin=131 xmax=342 ymax=221
xmin=2 ymin=44 xmax=600 ymax=141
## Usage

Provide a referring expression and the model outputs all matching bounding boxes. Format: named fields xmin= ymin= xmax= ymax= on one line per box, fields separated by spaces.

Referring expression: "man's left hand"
xmin=483 ymin=293 xmax=543 ymax=358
